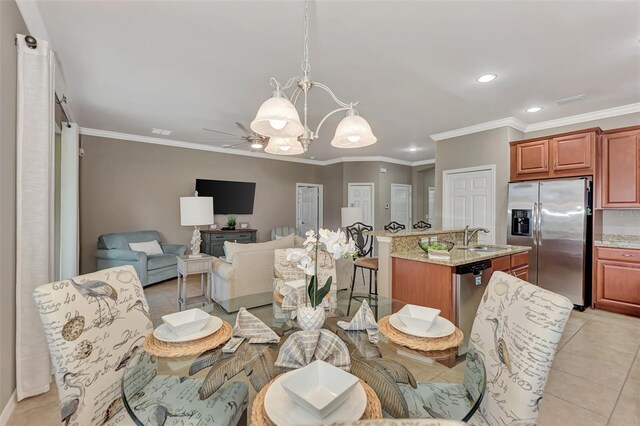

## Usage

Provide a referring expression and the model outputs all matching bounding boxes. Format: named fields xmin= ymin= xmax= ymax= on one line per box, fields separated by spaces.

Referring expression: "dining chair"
xmin=33 ymin=265 xmax=248 ymax=426
xmin=345 ymin=222 xmax=379 ymax=316
xmin=412 ymin=221 xmax=432 ymax=230
xmin=384 ymin=221 xmax=406 ymax=232
xmin=399 ymin=271 xmax=573 ymax=424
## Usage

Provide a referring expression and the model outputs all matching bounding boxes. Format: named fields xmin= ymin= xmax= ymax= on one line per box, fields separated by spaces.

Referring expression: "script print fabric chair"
xmin=33 ymin=265 xmax=248 ymax=426
xmin=400 ymin=271 xmax=573 ymax=425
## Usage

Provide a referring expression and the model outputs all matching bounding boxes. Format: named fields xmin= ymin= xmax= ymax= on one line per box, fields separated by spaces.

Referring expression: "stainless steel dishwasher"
xmin=454 ymin=259 xmax=493 ymax=355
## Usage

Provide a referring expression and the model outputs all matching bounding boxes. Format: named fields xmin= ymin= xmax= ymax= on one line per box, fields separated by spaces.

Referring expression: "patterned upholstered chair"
xmin=33 ymin=265 xmax=248 ymax=426
xmin=400 ymin=271 xmax=573 ymax=425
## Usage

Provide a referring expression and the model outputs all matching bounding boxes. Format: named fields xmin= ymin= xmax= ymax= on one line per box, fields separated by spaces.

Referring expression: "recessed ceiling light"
xmin=476 ymin=74 xmax=497 ymax=83
xmin=309 ymin=156 xmax=316 ymax=159
xmin=525 ymin=106 xmax=543 ymax=113
xmin=409 ymin=147 xmax=417 ymax=152
xmin=250 ymin=142 xmax=263 ymax=149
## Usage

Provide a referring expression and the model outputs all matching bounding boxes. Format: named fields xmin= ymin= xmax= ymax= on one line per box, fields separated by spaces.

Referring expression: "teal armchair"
xmin=96 ymin=230 xmax=186 ymax=286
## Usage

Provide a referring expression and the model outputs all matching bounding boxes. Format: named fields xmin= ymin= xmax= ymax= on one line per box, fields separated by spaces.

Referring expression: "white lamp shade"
xmin=341 ymin=207 xmax=364 ymax=227
xmin=264 ymin=137 xmax=305 ymax=155
xmin=250 ymin=96 xmax=304 ymax=138
xmin=180 ymin=196 xmax=214 ymax=226
xmin=330 ymin=113 xmax=377 ymax=148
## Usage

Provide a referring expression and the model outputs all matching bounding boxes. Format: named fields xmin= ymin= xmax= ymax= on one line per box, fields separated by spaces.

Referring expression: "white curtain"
xmin=59 ymin=123 xmax=79 ymax=279
xmin=15 ymin=34 xmax=55 ymax=400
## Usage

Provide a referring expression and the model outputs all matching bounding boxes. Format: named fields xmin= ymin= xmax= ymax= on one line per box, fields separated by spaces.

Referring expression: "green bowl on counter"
xmin=418 ymin=240 xmax=455 ymax=254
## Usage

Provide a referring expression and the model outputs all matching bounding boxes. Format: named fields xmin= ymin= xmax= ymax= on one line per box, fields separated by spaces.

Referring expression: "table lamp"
xmin=180 ymin=193 xmax=214 ymax=257
xmin=341 ymin=206 xmax=364 ymax=228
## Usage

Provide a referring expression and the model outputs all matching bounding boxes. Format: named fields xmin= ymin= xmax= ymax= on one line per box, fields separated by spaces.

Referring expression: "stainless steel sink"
xmin=460 ymin=246 xmax=505 ymax=253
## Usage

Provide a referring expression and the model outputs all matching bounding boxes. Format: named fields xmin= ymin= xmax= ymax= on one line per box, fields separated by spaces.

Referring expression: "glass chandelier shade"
xmin=330 ymin=111 xmax=377 ymax=148
xmin=250 ymin=93 xmax=304 ymax=138
xmin=264 ymin=137 xmax=305 ymax=155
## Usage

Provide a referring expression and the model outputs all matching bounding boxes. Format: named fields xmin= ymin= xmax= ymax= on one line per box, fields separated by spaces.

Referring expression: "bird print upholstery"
xmin=33 ymin=265 xmax=248 ymax=426
xmin=400 ymin=271 xmax=573 ymax=425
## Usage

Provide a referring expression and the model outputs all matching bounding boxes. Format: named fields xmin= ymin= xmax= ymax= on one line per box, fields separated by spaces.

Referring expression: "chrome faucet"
xmin=464 ymin=225 xmax=490 ymax=245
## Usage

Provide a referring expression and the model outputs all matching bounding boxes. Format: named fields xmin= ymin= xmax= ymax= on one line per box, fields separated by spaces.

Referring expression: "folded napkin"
xmin=231 ymin=308 xmax=280 ymax=344
xmin=281 ymin=287 xmax=330 ymax=319
xmin=275 ymin=329 xmax=351 ymax=371
xmin=337 ymin=300 xmax=380 ymax=343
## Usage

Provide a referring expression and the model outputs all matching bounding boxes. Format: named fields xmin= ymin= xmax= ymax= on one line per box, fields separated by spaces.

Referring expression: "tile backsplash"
xmin=602 ymin=209 xmax=640 ymax=236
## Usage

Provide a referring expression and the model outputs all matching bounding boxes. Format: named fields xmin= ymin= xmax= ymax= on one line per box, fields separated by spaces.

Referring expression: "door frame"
xmin=390 ymin=183 xmax=412 ymax=229
xmin=442 ymin=164 xmax=496 ymax=242
xmin=347 ymin=182 xmax=375 ymax=228
xmin=296 ymin=183 xmax=323 ymax=232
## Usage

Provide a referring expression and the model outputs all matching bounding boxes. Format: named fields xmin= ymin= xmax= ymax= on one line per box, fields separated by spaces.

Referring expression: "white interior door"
xmin=443 ymin=166 xmax=495 ymax=243
xmin=427 ymin=187 xmax=436 ymax=222
xmin=296 ymin=184 xmax=322 ymax=234
xmin=348 ymin=183 xmax=374 ymax=228
xmin=391 ymin=184 xmax=412 ymax=229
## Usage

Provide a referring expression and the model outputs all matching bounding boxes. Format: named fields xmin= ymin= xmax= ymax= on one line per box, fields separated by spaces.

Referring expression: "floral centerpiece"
xmin=286 ymin=229 xmax=356 ymax=330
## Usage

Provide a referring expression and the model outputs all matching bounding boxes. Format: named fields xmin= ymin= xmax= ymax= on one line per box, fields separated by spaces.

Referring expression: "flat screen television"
xmin=195 ymin=179 xmax=256 ymax=214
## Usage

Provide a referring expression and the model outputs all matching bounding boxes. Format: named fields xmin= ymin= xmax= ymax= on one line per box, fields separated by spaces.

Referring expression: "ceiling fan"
xmin=203 ymin=122 xmax=266 ymax=150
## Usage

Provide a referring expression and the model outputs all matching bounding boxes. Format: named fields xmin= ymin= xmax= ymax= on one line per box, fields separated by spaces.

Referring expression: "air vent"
xmin=151 ymin=128 xmax=173 ymax=136
xmin=555 ymin=94 xmax=587 ymax=106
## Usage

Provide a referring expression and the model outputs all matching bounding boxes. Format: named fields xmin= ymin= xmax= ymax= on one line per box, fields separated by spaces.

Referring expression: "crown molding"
xmin=429 ymin=103 xmax=640 ymax=141
xmin=524 ymin=102 xmax=640 ymax=133
xmin=430 ymin=117 xmax=527 ymax=141
xmin=79 ymin=127 xmax=436 ymax=167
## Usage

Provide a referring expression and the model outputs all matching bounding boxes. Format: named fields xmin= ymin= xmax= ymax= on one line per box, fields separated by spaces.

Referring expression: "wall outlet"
xmin=385 ymin=203 xmax=390 ymax=209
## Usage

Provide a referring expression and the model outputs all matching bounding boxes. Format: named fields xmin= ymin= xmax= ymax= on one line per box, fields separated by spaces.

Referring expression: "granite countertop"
xmin=391 ymin=244 xmax=531 ymax=267
xmin=367 ymin=227 xmax=477 ymax=238
xmin=594 ymin=234 xmax=640 ymax=250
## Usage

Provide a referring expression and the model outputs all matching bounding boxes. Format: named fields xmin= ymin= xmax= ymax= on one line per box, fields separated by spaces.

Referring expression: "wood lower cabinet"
xmin=510 ymin=129 xmax=598 ymax=181
xmin=594 ymin=247 xmax=640 ymax=317
xmin=599 ymin=127 xmax=640 ymax=208
xmin=491 ymin=252 xmax=530 ymax=281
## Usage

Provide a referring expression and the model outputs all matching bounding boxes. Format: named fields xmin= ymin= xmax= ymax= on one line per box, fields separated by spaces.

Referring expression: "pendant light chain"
xmin=301 ymin=0 xmax=311 ymax=76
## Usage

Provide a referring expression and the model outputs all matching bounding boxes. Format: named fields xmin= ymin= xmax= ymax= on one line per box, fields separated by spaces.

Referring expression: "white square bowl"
xmin=397 ymin=304 xmax=441 ymax=331
xmin=280 ymin=360 xmax=359 ymax=419
xmin=161 ymin=308 xmax=211 ymax=337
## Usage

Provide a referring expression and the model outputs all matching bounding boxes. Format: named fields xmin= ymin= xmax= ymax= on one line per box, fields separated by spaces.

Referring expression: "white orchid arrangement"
xmin=286 ymin=229 xmax=357 ymax=308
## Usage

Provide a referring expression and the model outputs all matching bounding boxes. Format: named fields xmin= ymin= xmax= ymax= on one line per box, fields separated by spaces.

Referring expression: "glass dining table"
xmin=121 ymin=291 xmax=486 ymax=425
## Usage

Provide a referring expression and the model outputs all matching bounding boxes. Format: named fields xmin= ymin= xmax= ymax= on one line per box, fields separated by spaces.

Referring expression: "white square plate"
xmin=281 ymin=360 xmax=359 ymax=419
xmin=161 ymin=308 xmax=211 ymax=337
xmin=397 ymin=304 xmax=441 ymax=331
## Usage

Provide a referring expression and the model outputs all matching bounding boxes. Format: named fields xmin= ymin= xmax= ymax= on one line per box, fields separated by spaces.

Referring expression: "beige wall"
xmin=79 ymin=136 xmax=340 ymax=273
xmin=341 ymin=161 xmax=413 ymax=230
xmin=317 ymin=163 xmax=343 ymax=230
xmin=411 ymin=165 xmax=435 ymax=223
xmin=0 ymin=0 xmax=27 ymax=410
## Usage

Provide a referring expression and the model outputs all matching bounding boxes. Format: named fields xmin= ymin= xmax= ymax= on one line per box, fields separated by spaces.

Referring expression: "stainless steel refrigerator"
xmin=507 ymin=177 xmax=592 ymax=308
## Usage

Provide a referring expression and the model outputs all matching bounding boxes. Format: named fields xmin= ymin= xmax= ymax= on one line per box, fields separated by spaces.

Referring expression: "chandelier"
xmin=250 ymin=0 xmax=377 ymax=156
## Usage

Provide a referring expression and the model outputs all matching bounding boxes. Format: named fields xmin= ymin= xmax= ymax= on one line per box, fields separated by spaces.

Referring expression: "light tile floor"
xmin=8 ymin=278 xmax=640 ymax=425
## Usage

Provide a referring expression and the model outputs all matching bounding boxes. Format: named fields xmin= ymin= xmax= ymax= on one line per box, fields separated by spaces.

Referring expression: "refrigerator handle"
xmin=538 ymin=202 xmax=543 ymax=246
xmin=532 ymin=202 xmax=538 ymax=246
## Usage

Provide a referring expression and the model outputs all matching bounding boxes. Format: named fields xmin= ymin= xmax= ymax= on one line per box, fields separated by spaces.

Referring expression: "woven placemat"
xmin=378 ymin=316 xmax=463 ymax=352
xmin=251 ymin=377 xmax=382 ymax=426
xmin=143 ymin=321 xmax=232 ymax=357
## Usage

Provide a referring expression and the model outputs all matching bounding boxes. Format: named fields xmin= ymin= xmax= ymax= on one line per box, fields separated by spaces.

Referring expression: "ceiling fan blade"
xmin=235 ymin=122 xmax=253 ymax=136
xmin=203 ymin=127 xmax=244 ymax=138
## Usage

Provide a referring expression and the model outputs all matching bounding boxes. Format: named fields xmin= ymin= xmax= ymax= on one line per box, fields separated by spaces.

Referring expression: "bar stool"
xmin=413 ymin=221 xmax=432 ymax=230
xmin=384 ymin=221 xmax=406 ymax=232
xmin=345 ymin=222 xmax=378 ymax=316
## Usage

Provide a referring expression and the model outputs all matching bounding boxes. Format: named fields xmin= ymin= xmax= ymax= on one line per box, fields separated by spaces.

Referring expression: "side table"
xmin=176 ymin=254 xmax=212 ymax=311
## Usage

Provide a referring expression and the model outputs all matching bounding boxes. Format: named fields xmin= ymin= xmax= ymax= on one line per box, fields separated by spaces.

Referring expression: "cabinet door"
xmin=601 ymin=129 xmax=640 ymax=207
xmin=511 ymin=265 xmax=529 ymax=282
xmin=515 ymin=140 xmax=549 ymax=175
xmin=551 ymin=132 xmax=593 ymax=171
xmin=596 ymin=259 xmax=640 ymax=315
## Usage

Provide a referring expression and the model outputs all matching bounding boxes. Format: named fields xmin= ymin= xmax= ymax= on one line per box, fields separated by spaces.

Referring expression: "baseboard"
xmin=0 ymin=390 xmax=16 ymax=426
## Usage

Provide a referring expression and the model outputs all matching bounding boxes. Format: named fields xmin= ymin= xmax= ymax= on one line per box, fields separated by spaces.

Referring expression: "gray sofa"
xmin=96 ymin=230 xmax=186 ymax=286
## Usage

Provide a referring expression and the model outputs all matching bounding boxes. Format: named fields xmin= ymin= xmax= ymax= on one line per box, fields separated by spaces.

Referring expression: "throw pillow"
xmin=275 ymin=233 xmax=294 ymax=240
xmin=129 ymin=240 xmax=163 ymax=255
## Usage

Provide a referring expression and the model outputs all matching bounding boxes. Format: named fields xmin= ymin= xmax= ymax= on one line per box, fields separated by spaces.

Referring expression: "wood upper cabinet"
xmin=594 ymin=247 xmax=640 ymax=317
xmin=515 ymin=140 xmax=549 ymax=175
xmin=510 ymin=129 xmax=598 ymax=181
xmin=551 ymin=132 xmax=593 ymax=171
xmin=599 ymin=127 xmax=640 ymax=208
